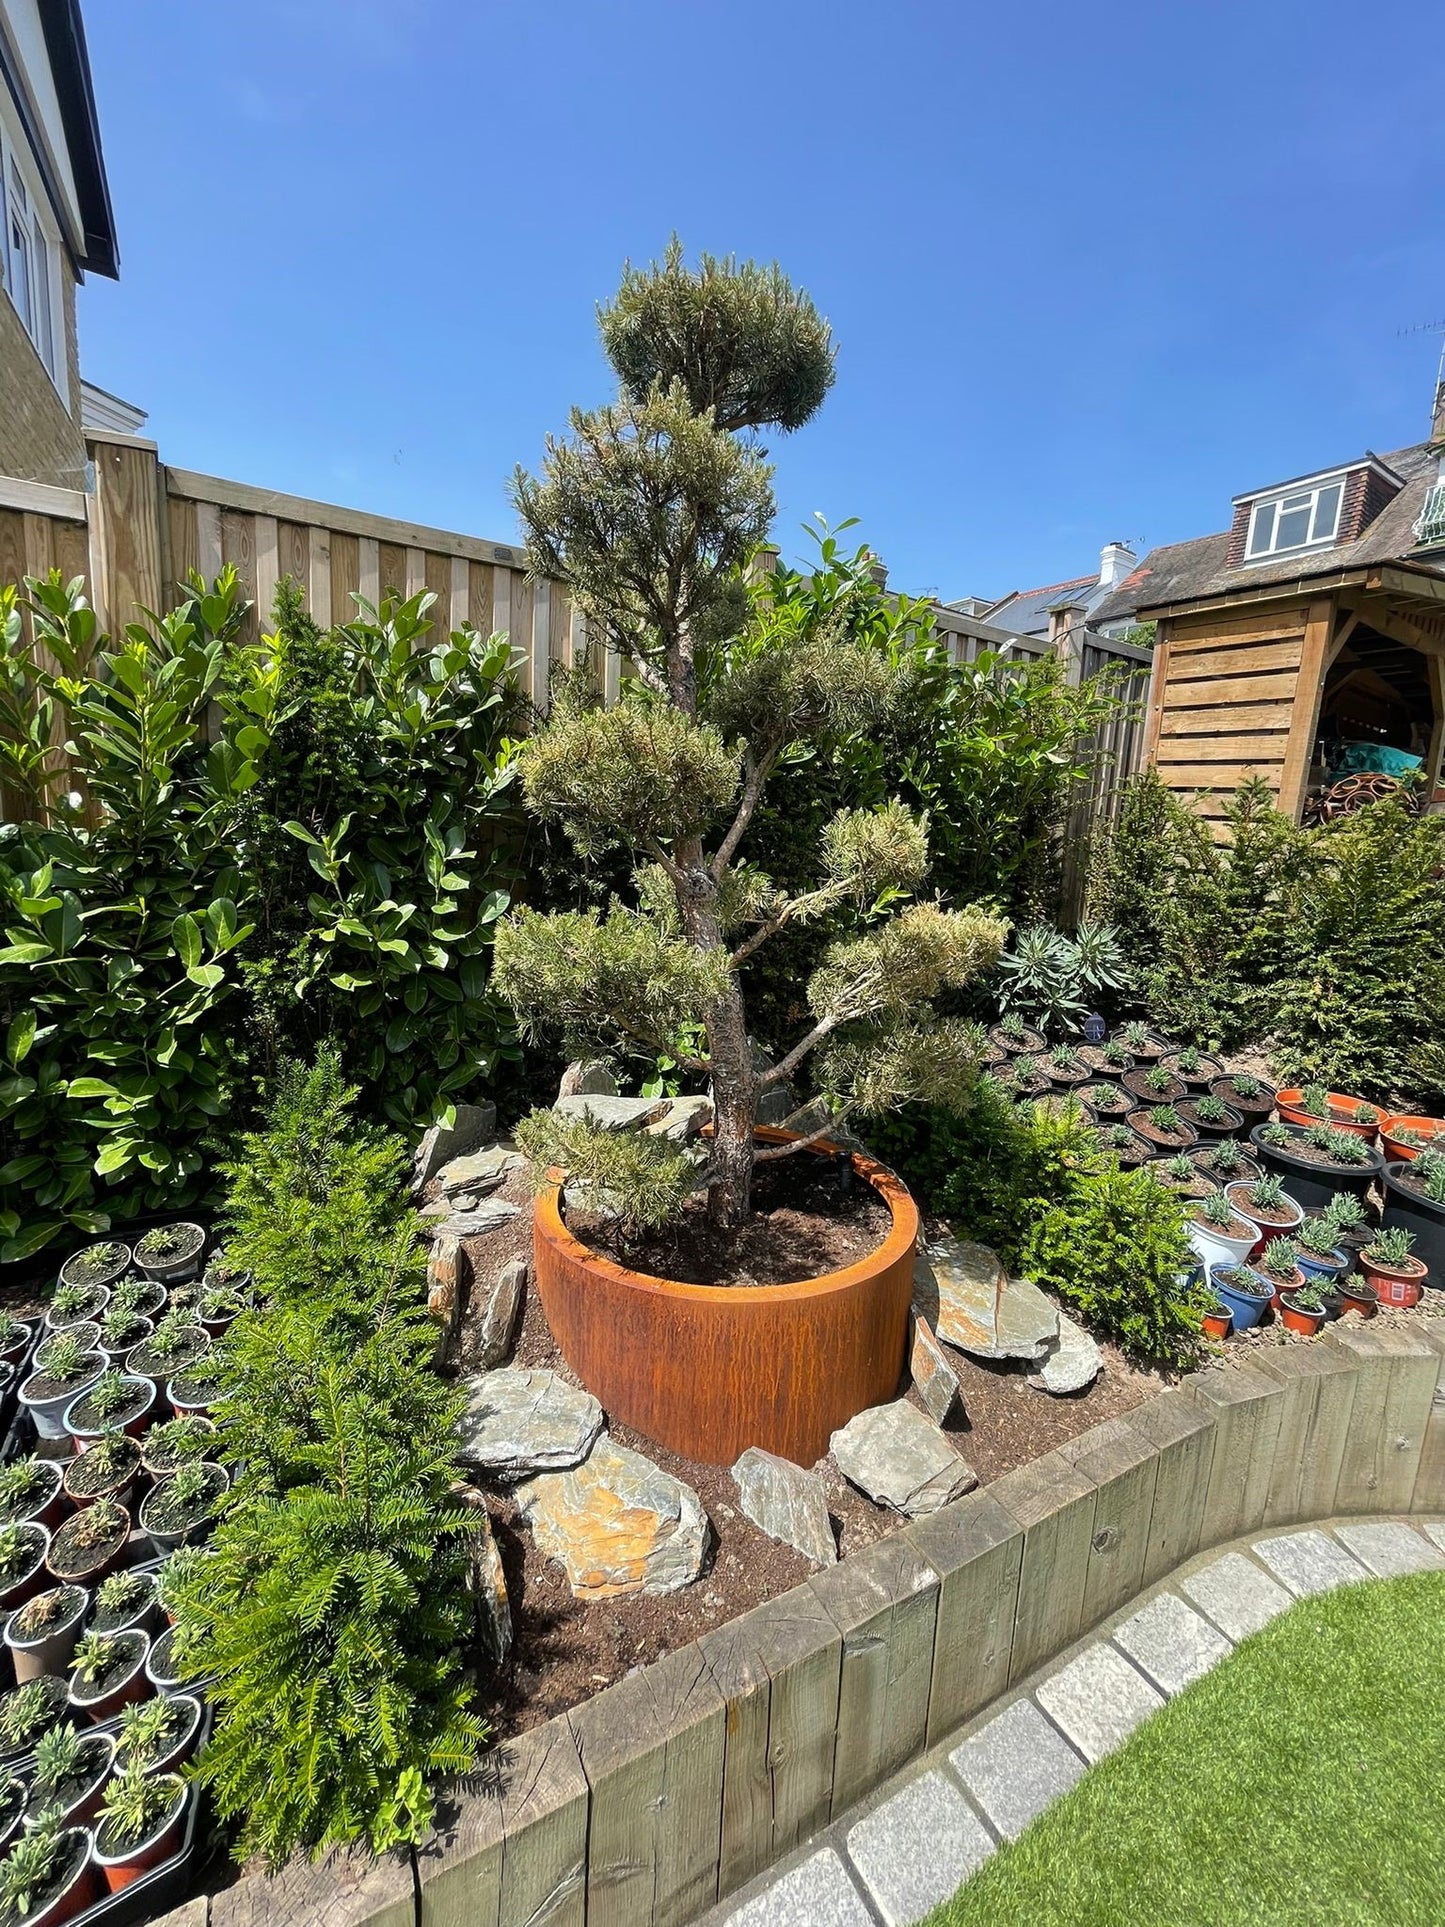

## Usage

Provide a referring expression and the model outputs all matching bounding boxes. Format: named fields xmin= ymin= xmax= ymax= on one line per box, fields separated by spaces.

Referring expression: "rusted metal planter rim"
xmin=537 ymin=1127 xmax=919 ymax=1306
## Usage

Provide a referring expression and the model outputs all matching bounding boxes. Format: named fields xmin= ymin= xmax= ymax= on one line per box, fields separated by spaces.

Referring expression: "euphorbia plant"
xmin=498 ymin=245 xmax=1006 ymax=1229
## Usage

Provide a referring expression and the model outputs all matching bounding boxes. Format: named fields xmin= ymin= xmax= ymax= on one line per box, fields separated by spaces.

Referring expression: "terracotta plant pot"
xmin=1361 ymin=1253 xmax=1427 ymax=1309
xmin=1340 ymin=1277 xmax=1379 ymax=1319
xmin=532 ymin=1128 xmax=919 ymax=1465
xmin=68 ymin=1628 xmax=151 ymax=1722
xmin=1274 ymin=1089 xmax=1380 ymax=1141
xmin=1202 ymin=1305 xmax=1232 ymax=1340
xmin=1279 ymin=1292 xmax=1325 ymax=1336
xmin=1378 ymin=1115 xmax=1444 ymax=1163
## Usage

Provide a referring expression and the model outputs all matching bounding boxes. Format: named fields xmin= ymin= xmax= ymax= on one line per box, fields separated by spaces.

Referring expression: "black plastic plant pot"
xmin=1248 ymin=1124 xmax=1383 ymax=1217
xmin=1381 ymin=1162 xmax=1445 ymax=1284
xmin=1179 ymin=1101 xmax=1245 ymax=1143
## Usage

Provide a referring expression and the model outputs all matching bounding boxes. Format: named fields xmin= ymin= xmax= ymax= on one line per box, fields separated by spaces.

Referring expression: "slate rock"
xmin=438 ymin=1142 xmax=524 ymax=1194
xmin=558 ymin=1059 xmax=618 ymax=1099
xmin=426 ymin=1234 xmax=469 ymax=1365
xmin=430 ymin=1200 xmax=520 ymax=1240
xmin=413 ymin=1101 xmax=498 ymax=1190
xmin=455 ymin=1486 xmax=513 ymax=1666
xmin=916 ymin=1235 xmax=1057 ymax=1360
xmin=476 ymin=1255 xmax=527 ymax=1371
xmin=551 ymin=1094 xmax=671 ymax=1132
xmin=910 ymin=1311 xmax=963 ymax=1425
xmin=1029 ymin=1308 xmax=1104 ymax=1395
xmin=645 ymin=1095 xmax=713 ymax=1142
xmin=516 ymin=1437 xmax=710 ymax=1597
xmin=732 ymin=1446 xmax=836 ymax=1565
xmin=457 ymin=1367 xmax=603 ymax=1477
xmin=830 ymin=1400 xmax=977 ymax=1517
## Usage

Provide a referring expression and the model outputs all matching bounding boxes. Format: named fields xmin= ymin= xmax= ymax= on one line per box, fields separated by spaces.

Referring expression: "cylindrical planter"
xmin=127 ymin=1328 xmax=211 ymax=1399
xmin=1161 ymin=1050 xmax=1225 ymax=1088
xmin=1381 ymin=1163 xmax=1445 ymax=1281
xmin=68 ymin=1629 xmax=150 ymax=1722
xmin=44 ymin=1284 xmax=111 ymax=1333
xmin=58 ymin=1244 xmax=130 ymax=1293
xmin=1202 ymin=1304 xmax=1232 ymax=1340
xmin=1361 ymin=1253 xmax=1427 ymax=1309
xmin=533 ymin=1130 xmax=919 ymax=1465
xmin=45 ymin=1505 xmax=131 ymax=1589
xmin=131 ymin=1222 xmax=207 ymax=1284
xmin=1190 ymin=1145 xmax=1264 ymax=1188
xmin=1114 ymin=1027 xmax=1169 ymax=1062
xmin=1208 ymin=1075 xmax=1276 ymax=1127
xmin=107 ymin=1279 xmax=167 ymax=1322
xmin=96 ymin=1314 xmax=154 ymax=1370
xmin=988 ymin=1024 xmax=1045 ymax=1056
xmin=0 ymin=1458 xmax=65 ymax=1533
xmin=1080 ymin=1083 xmax=1135 ymax=1122
xmin=1128 ymin=1109 xmax=1199 ymax=1155
xmin=1274 ymin=1089 xmax=1379 ymax=1141
xmin=4 ymin=1583 xmax=87 ymax=1683
xmin=115 ymin=1691 xmax=203 ymax=1778
xmin=19 ymin=1355 xmax=105 ymax=1442
xmin=1077 ymin=1045 xmax=1134 ymax=1081
xmin=138 ymin=1462 xmax=229 ymax=1551
xmin=1187 ymin=1206 xmax=1259 ymax=1275
xmin=1340 ymin=1278 xmax=1379 ymax=1319
xmin=1122 ymin=1068 xmax=1189 ymax=1105
xmin=62 ymin=1373 xmax=156 ymax=1446
xmin=1249 ymin=1126 xmax=1383 ymax=1216
xmin=1378 ymin=1115 xmax=1444 ymax=1163
xmin=0 ymin=1523 xmax=51 ymax=1615
xmin=1279 ymin=1292 xmax=1325 ymax=1336
xmin=1179 ymin=1100 xmax=1245 ymax=1143
xmin=144 ymin=1623 xmax=203 ymax=1694
xmin=93 ymin=1777 xmax=189 ymax=1893
xmin=62 ymin=1435 xmax=142 ymax=1513
xmin=90 ymin=1570 xmax=160 ymax=1641
xmin=1293 ymin=1243 xmax=1352 ymax=1285
xmin=22 ymin=1729 xmax=114 ymax=1833
xmin=140 ymin=1417 xmax=216 ymax=1481
xmin=1224 ymin=1181 xmax=1305 ymax=1240
xmin=1209 ymin=1265 xmax=1272 ymax=1332
xmin=0 ymin=1824 xmax=99 ymax=1926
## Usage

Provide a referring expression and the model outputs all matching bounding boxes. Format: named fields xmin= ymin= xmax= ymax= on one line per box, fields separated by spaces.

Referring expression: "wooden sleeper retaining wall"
xmin=153 ymin=1321 xmax=1445 ymax=1927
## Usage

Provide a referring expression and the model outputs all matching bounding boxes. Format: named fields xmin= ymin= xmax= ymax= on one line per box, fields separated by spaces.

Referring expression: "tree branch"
xmin=710 ymin=742 xmax=778 ymax=881
xmin=753 ymin=1101 xmax=860 ymax=1161
xmin=728 ymin=880 xmax=846 ymax=969
xmin=759 ymin=1010 xmax=845 ymax=1087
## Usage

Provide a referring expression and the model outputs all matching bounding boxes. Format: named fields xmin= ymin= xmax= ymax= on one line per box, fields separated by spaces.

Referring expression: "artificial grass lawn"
xmin=928 ymin=1571 xmax=1445 ymax=1927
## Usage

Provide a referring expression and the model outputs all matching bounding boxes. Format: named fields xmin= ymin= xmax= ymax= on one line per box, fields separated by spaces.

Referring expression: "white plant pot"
xmin=1188 ymin=1223 xmax=1258 ymax=1275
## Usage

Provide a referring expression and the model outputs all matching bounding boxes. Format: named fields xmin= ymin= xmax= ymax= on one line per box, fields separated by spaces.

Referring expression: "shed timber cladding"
xmin=1142 ymin=597 xmax=1331 ymax=824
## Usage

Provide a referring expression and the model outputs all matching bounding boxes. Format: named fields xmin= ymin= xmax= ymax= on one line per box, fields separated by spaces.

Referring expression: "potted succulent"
xmin=0 ymin=1676 xmax=69 ymax=1762
xmin=112 ymin=1692 xmax=202 ymax=1778
xmin=139 ymin=1462 xmax=229 ymax=1551
xmin=1359 ymin=1226 xmax=1428 ymax=1308
xmin=1179 ymin=1092 xmax=1243 ymax=1141
xmin=56 ymin=1241 xmax=129 ymax=1294
xmin=45 ymin=1500 xmax=129 ymax=1589
xmin=1128 ymin=1103 xmax=1198 ymax=1154
xmin=1209 ymin=1263 xmax=1272 ymax=1331
xmin=0 ymin=1461 xmax=63 ymax=1533
xmin=1123 ymin=1061 xmax=1188 ymax=1105
xmin=1340 ymin=1274 xmax=1379 ymax=1319
xmin=1161 ymin=1045 xmax=1224 ymax=1088
xmin=166 ymin=1354 xmax=226 ymax=1417
xmin=126 ymin=1314 xmax=209 ymax=1394
xmin=0 ymin=1524 xmax=50 ymax=1616
xmin=1201 ymin=1295 xmax=1232 ymax=1340
xmin=1043 ymin=1043 xmax=1091 ymax=1089
xmin=62 ymin=1369 xmax=154 ymax=1445
xmin=0 ymin=1819 xmax=99 ymax=1927
xmin=1225 ymin=1172 xmax=1304 ymax=1239
xmin=1291 ymin=1215 xmax=1353 ymax=1285
xmin=0 ymin=1318 xmax=32 ymax=1373
xmin=22 ymin=1723 xmax=114 ymax=1832
xmin=988 ymin=1011 xmax=1044 ymax=1056
xmin=17 ymin=1335 xmax=104 ymax=1443
xmin=1078 ymin=1034 xmax=1133 ymax=1079
xmin=67 ymin=1629 xmax=150 ymax=1722
xmin=1153 ymin=1153 xmax=1218 ymax=1200
xmin=42 ymin=1282 xmax=109 ymax=1336
xmin=3 ymin=1585 xmax=86 ymax=1685
xmin=1257 ymin=1237 xmax=1306 ymax=1306
xmin=92 ymin=1760 xmax=189 ymax=1892
xmin=1317 ymin=1190 xmax=1374 ymax=1256
xmin=1187 ymin=1190 xmax=1259 ymax=1271
xmin=89 ymin=1570 xmax=158 ymax=1641
xmin=1094 ymin=1122 xmax=1151 ymax=1168
xmin=1080 ymin=1081 xmax=1133 ymax=1120
xmin=141 ymin=1416 xmax=216 ymax=1479
xmin=1279 ymin=1279 xmax=1327 ymax=1337
xmin=105 ymin=1276 xmax=165 ymax=1322
xmin=1378 ymin=1114 xmax=1444 ymax=1163
xmin=1190 ymin=1137 xmax=1262 ymax=1187
xmin=1208 ymin=1070 xmax=1275 ymax=1125
xmin=131 ymin=1223 xmax=206 ymax=1284
xmin=62 ymin=1432 xmax=142 ymax=1512
xmin=1250 ymin=1122 xmax=1383 ymax=1214
xmin=95 ymin=1309 xmax=153 ymax=1369
xmin=1382 ymin=1150 xmax=1445 ymax=1281
xmin=1116 ymin=1020 xmax=1168 ymax=1062
xmin=1275 ymin=1084 xmax=1380 ymax=1141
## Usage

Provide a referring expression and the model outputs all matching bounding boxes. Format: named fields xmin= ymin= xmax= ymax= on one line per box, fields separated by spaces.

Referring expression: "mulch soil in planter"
xmin=1252 ymin=1126 xmax=1381 ymax=1177
xmin=64 ymin=1436 xmax=142 ymax=1505
xmin=988 ymin=1023 xmax=1045 ymax=1055
xmin=1209 ymin=1076 xmax=1275 ymax=1121
xmin=65 ymin=1374 xmax=153 ymax=1436
xmin=1080 ymin=1083 xmax=1133 ymax=1119
xmin=1113 ymin=1028 xmax=1170 ymax=1062
xmin=1127 ymin=1108 xmax=1198 ymax=1152
xmin=567 ymin=1154 xmax=891 ymax=1288
xmin=1077 ymin=1044 xmax=1133 ymax=1079
xmin=1042 ymin=1057 xmax=1092 ymax=1090
xmin=449 ymin=1164 xmax=1166 ymax=1739
xmin=993 ymin=1060 xmax=1052 ymax=1100
xmin=0 ymin=1459 xmax=62 ymax=1529
xmin=1190 ymin=1203 xmax=1262 ymax=1245
xmin=1161 ymin=1051 xmax=1224 ymax=1087
xmin=1190 ymin=1144 xmax=1262 ymax=1185
xmin=46 ymin=1505 xmax=129 ymax=1585
xmin=1225 ymin=1182 xmax=1301 ymax=1231
xmin=22 ymin=1729 xmax=113 ymax=1829
xmin=1122 ymin=1068 xmax=1189 ymax=1104
xmin=1177 ymin=1100 xmax=1245 ymax=1139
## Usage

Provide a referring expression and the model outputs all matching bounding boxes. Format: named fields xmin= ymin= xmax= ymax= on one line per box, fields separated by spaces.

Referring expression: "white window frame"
xmin=0 ymin=108 xmax=64 ymax=392
xmin=1243 ymin=478 xmax=1345 ymax=562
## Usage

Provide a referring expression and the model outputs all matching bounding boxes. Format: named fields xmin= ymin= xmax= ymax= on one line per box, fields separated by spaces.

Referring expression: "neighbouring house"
xmin=0 ymin=0 xmax=117 ymax=494
xmin=967 ymin=542 xmax=1144 ymax=642
xmin=1091 ymin=396 xmax=1445 ymax=832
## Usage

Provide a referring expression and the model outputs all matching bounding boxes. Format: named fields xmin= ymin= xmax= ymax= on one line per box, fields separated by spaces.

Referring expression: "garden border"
xmin=152 ymin=1318 xmax=1445 ymax=1927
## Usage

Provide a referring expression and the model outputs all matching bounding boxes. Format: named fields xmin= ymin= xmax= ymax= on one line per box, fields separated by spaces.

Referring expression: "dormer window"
xmin=1245 ymin=480 xmax=1343 ymax=560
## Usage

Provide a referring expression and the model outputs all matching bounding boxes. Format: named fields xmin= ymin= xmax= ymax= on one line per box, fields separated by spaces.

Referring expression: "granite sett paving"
xmin=1034 ymin=1642 xmax=1164 ymax=1764
xmin=1177 ymin=1550 xmax=1294 ymax=1641
xmin=1111 ymin=1589 xmax=1233 ymax=1696
xmin=1251 ymin=1528 xmax=1372 ymax=1598
xmin=949 ymin=1697 xmax=1085 ymax=1842
xmin=1332 ymin=1520 xmax=1445 ymax=1577
xmin=845 ymin=1771 xmax=995 ymax=1926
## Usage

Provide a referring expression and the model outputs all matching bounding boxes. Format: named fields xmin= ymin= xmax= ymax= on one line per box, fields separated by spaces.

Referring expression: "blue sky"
xmin=79 ymin=0 xmax=1443 ymax=602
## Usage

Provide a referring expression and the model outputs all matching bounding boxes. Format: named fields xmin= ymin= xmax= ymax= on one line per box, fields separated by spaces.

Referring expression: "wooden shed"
xmin=1094 ymin=434 xmax=1445 ymax=832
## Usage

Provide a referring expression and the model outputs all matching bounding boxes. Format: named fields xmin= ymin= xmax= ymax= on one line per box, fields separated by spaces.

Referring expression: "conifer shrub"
xmin=174 ymin=1053 xmax=482 ymax=1865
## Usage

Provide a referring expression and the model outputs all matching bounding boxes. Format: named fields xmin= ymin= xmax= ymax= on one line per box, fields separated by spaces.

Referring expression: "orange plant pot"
xmin=532 ymin=1129 xmax=919 ymax=1466
xmin=1361 ymin=1255 xmax=1427 ymax=1308
xmin=1378 ymin=1115 xmax=1445 ymax=1163
xmin=1274 ymin=1090 xmax=1379 ymax=1141
xmin=1202 ymin=1308 xmax=1232 ymax=1340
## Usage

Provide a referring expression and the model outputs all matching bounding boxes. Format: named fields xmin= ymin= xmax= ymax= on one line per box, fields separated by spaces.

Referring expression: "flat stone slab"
xmin=1036 ymin=1643 xmax=1164 ymax=1764
xmin=950 ymin=1697 xmax=1086 ymax=1842
xmin=732 ymin=1447 xmax=836 ymax=1565
xmin=515 ymin=1436 xmax=709 ymax=1598
xmin=1333 ymin=1521 xmax=1445 ymax=1578
xmin=830 ymin=1400 xmax=977 ymax=1518
xmin=429 ymin=1200 xmax=520 ymax=1240
xmin=915 ymin=1235 xmax=1057 ymax=1360
xmin=1252 ymin=1529 xmax=1371 ymax=1598
xmin=551 ymin=1093 xmax=670 ymax=1131
xmin=457 ymin=1367 xmax=603 ymax=1477
xmin=1425 ymin=1523 xmax=1445 ymax=1555
xmin=910 ymin=1312 xmax=962 ymax=1425
xmin=725 ymin=1849 xmax=872 ymax=1927
xmin=414 ymin=1100 xmax=497 ymax=1189
xmin=846 ymin=1770 xmax=995 ymax=1925
xmin=645 ymin=1095 xmax=713 ymax=1142
xmin=476 ymin=1255 xmax=526 ymax=1371
xmin=1111 ymin=1590 xmax=1233 ymax=1697
xmin=1029 ymin=1308 xmax=1103 ymax=1395
xmin=437 ymin=1143 xmax=524 ymax=1193
xmin=559 ymin=1058 xmax=618 ymax=1098
xmin=1179 ymin=1551 xmax=1293 ymax=1641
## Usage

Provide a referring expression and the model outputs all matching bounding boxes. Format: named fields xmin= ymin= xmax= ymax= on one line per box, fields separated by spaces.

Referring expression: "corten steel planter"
xmin=532 ymin=1129 xmax=919 ymax=1466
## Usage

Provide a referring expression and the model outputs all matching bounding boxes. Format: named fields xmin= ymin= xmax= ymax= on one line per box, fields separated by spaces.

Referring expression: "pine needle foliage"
xmin=179 ymin=1051 xmax=483 ymax=1864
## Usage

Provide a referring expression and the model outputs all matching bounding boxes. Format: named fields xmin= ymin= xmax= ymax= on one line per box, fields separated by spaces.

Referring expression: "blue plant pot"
xmin=1209 ymin=1263 xmax=1272 ymax=1331
xmin=1294 ymin=1244 xmax=1350 ymax=1282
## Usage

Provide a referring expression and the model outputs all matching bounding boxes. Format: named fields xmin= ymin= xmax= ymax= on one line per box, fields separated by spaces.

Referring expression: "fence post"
xmin=86 ymin=433 xmax=165 ymax=637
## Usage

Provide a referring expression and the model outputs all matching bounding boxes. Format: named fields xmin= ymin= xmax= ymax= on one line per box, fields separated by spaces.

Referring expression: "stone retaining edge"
xmin=165 ymin=1320 xmax=1445 ymax=1927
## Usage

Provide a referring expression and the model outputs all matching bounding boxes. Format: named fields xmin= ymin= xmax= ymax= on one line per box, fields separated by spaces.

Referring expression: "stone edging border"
xmin=151 ymin=1317 xmax=1445 ymax=1927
